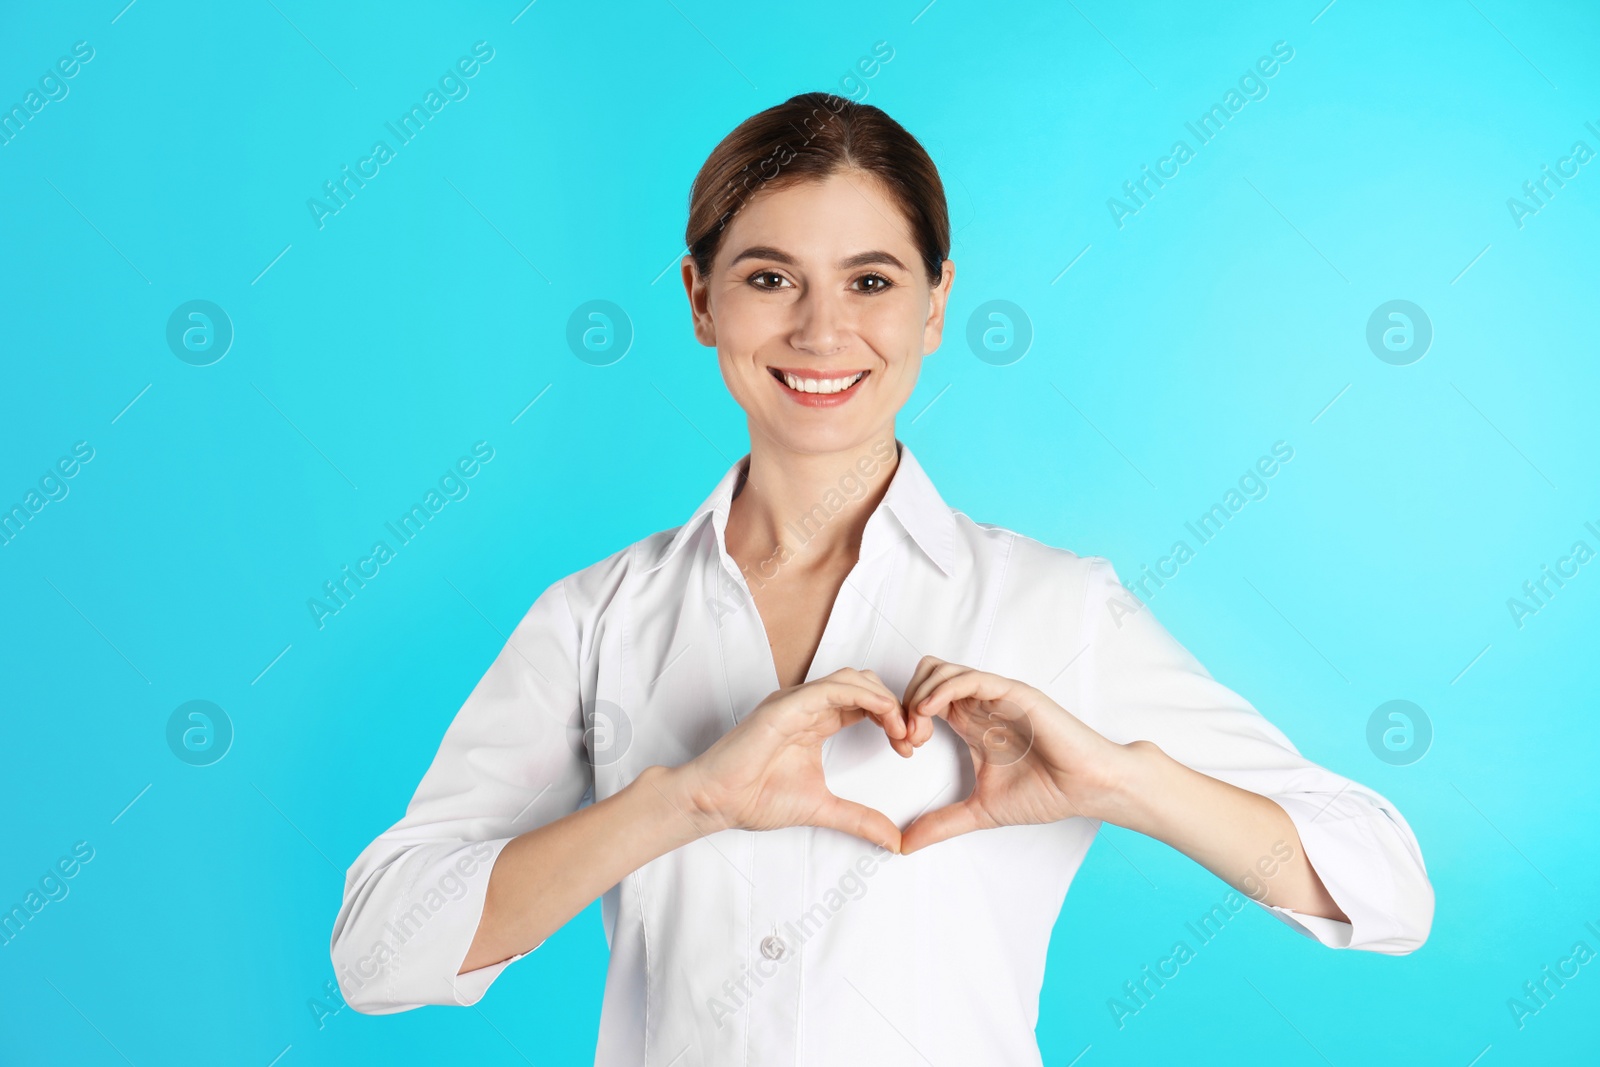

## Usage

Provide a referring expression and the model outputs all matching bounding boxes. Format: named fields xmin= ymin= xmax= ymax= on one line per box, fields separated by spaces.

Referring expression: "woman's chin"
xmin=754 ymin=419 xmax=888 ymax=459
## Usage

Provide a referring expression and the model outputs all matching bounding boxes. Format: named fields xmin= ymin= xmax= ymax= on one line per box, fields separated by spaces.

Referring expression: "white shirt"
xmin=330 ymin=440 xmax=1434 ymax=1066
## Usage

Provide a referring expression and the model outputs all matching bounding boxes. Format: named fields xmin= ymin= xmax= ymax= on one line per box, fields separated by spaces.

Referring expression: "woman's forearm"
xmin=459 ymin=763 xmax=711 ymax=974
xmin=460 ymin=669 xmax=912 ymax=976
xmin=1097 ymin=740 xmax=1350 ymax=922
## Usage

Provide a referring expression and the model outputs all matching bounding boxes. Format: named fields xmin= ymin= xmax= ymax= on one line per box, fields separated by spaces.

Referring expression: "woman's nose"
xmin=789 ymin=287 xmax=848 ymax=357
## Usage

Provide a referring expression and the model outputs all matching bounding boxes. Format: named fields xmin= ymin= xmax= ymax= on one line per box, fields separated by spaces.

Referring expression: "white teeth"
xmin=780 ymin=371 xmax=865 ymax=395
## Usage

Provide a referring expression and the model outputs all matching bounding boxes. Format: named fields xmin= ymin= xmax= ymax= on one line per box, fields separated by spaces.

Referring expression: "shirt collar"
xmin=643 ymin=439 xmax=957 ymax=578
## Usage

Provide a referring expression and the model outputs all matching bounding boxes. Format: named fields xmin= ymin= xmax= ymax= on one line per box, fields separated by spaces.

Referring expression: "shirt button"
xmin=759 ymin=935 xmax=786 ymax=960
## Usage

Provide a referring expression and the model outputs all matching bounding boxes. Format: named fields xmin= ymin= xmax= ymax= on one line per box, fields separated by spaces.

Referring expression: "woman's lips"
xmin=768 ymin=368 xmax=870 ymax=408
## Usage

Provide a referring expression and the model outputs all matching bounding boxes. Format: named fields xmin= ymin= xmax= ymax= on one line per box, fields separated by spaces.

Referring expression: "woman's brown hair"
xmin=685 ymin=92 xmax=950 ymax=286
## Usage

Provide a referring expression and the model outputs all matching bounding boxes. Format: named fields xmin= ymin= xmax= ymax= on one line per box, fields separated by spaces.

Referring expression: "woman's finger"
xmin=811 ymin=792 xmax=903 ymax=853
xmin=835 ymin=702 xmax=926 ymax=750
xmin=915 ymin=669 xmax=1019 ymax=721
xmin=903 ymin=662 xmax=965 ymax=748
xmin=844 ymin=696 xmax=914 ymax=755
xmin=836 ymin=706 xmax=867 ymax=731
xmin=856 ymin=668 xmax=909 ymax=740
xmin=803 ymin=675 xmax=912 ymax=752
xmin=900 ymin=655 xmax=951 ymax=712
xmin=899 ymin=799 xmax=982 ymax=854
xmin=830 ymin=666 xmax=897 ymax=701
xmin=906 ymin=662 xmax=971 ymax=719
xmin=801 ymin=679 xmax=907 ymax=739
xmin=909 ymin=708 xmax=937 ymax=748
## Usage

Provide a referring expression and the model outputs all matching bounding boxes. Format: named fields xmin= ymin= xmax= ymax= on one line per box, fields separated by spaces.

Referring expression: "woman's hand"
xmin=897 ymin=655 xmax=1142 ymax=854
xmin=667 ymin=668 xmax=909 ymax=852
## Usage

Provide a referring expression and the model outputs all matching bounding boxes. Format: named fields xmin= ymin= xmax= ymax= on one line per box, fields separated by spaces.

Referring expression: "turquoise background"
xmin=3 ymin=0 xmax=1597 ymax=1063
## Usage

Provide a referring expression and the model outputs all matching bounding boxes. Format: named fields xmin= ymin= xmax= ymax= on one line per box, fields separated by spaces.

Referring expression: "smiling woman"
xmin=680 ymin=91 xmax=953 ymax=458
xmin=330 ymin=91 xmax=1434 ymax=1066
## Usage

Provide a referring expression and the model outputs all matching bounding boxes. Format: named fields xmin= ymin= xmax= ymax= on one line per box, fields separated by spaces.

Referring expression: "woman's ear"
xmin=681 ymin=255 xmax=716 ymax=347
xmin=922 ymin=259 xmax=956 ymax=355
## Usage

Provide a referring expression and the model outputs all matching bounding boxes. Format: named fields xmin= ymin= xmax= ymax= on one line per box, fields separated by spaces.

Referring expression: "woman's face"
xmin=683 ymin=169 xmax=955 ymax=458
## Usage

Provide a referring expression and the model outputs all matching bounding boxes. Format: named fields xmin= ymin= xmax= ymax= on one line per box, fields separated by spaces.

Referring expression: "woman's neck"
xmin=725 ymin=432 xmax=900 ymax=583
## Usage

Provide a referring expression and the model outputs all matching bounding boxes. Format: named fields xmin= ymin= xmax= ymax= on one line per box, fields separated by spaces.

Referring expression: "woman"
xmin=330 ymin=92 xmax=1434 ymax=1064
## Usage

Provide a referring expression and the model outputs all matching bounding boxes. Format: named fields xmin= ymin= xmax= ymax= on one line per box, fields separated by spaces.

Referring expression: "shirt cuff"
xmin=1252 ymin=792 xmax=1433 ymax=954
xmin=341 ymin=836 xmax=537 ymax=1010
xmin=433 ymin=837 xmax=530 ymax=1007
xmin=449 ymin=947 xmax=534 ymax=1006
xmin=1257 ymin=902 xmax=1354 ymax=948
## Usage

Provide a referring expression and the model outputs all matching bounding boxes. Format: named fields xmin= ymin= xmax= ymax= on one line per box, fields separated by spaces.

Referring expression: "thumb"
xmin=899 ymin=800 xmax=982 ymax=855
xmin=811 ymin=793 xmax=903 ymax=854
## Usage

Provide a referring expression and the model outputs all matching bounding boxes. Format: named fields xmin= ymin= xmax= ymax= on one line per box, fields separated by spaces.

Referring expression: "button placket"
xmin=710 ymin=497 xmax=905 ymax=1061
xmin=700 ymin=544 xmax=807 ymax=1059
xmin=744 ymin=827 xmax=807 ymax=1060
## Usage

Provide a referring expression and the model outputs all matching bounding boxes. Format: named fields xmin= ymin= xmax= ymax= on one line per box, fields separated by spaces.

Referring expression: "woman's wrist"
xmin=630 ymin=762 xmax=728 ymax=842
xmin=1080 ymin=738 xmax=1170 ymax=830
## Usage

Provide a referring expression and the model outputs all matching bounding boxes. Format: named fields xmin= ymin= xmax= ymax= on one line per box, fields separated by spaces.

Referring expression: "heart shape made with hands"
xmin=822 ymin=711 xmax=971 ymax=836
xmin=820 ymin=659 xmax=1044 ymax=850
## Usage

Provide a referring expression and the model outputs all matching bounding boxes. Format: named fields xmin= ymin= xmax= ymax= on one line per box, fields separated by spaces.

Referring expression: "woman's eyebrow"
xmin=839 ymin=250 xmax=909 ymax=271
xmin=727 ymin=246 xmax=909 ymax=272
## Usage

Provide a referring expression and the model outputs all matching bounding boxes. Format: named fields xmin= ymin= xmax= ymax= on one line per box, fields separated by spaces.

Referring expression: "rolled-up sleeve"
xmin=1077 ymin=556 xmax=1434 ymax=955
xmin=330 ymin=576 xmax=592 ymax=1012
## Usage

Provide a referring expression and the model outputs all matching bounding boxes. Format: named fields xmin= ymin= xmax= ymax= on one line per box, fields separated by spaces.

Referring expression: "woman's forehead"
xmin=719 ymin=175 xmax=917 ymax=264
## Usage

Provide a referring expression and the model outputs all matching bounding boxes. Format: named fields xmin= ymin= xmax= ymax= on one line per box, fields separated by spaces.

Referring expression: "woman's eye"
xmin=747 ymin=270 xmax=893 ymax=293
